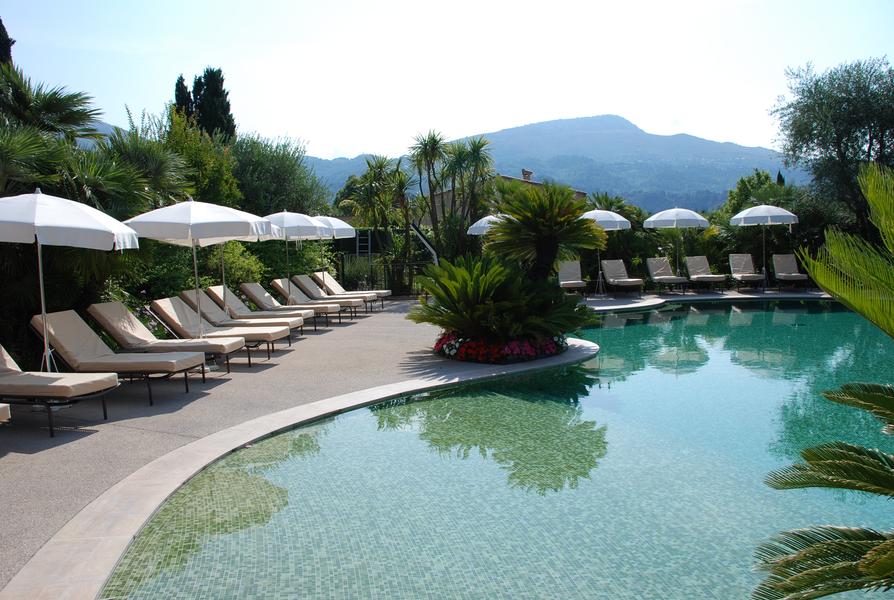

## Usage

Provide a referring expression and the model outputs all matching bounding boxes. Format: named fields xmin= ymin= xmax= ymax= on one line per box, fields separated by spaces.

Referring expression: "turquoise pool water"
xmin=102 ymin=301 xmax=894 ymax=599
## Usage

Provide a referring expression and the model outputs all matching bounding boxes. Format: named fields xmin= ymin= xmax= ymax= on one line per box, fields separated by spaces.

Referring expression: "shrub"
xmin=407 ymin=256 xmax=596 ymax=362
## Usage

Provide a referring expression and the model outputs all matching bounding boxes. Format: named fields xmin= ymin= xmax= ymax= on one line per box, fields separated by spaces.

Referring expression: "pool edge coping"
xmin=0 ymin=338 xmax=599 ymax=600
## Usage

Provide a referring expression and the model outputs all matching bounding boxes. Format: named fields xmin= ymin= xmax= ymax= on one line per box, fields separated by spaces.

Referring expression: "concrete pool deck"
xmin=0 ymin=300 xmax=599 ymax=599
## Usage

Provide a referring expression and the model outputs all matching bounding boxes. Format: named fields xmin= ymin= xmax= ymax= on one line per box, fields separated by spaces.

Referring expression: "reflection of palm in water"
xmin=102 ymin=425 xmax=328 ymax=597
xmin=373 ymin=367 xmax=607 ymax=494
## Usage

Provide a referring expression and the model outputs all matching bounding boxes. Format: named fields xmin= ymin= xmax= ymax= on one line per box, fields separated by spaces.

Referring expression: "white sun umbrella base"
xmin=0 ymin=189 xmax=139 ymax=370
xmin=730 ymin=204 xmax=799 ymax=287
xmin=581 ymin=209 xmax=632 ymax=296
xmin=126 ymin=199 xmax=279 ymax=336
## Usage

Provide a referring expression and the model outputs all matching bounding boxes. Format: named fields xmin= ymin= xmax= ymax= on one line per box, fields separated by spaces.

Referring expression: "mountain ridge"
xmin=306 ymin=115 xmax=807 ymax=212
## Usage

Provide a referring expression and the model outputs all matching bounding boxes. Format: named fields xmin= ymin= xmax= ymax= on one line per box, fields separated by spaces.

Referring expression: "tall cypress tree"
xmin=0 ymin=18 xmax=15 ymax=64
xmin=192 ymin=67 xmax=236 ymax=140
xmin=776 ymin=170 xmax=786 ymax=187
xmin=174 ymin=74 xmax=193 ymax=117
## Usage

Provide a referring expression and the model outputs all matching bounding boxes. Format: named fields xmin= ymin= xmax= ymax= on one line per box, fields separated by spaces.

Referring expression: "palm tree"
xmin=102 ymin=115 xmax=194 ymax=208
xmin=0 ymin=63 xmax=101 ymax=140
xmin=389 ymin=159 xmax=417 ymax=262
xmin=753 ymin=163 xmax=894 ymax=599
xmin=410 ymin=130 xmax=445 ymax=243
xmin=0 ymin=126 xmax=64 ymax=195
xmin=442 ymin=141 xmax=468 ymax=221
xmin=463 ymin=136 xmax=494 ymax=223
xmin=486 ymin=180 xmax=606 ymax=281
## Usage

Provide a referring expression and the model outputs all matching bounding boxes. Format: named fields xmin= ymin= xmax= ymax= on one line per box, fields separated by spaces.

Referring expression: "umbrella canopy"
xmin=0 ymin=189 xmax=139 ymax=250
xmin=467 ymin=214 xmax=505 ymax=236
xmin=126 ymin=199 xmax=278 ymax=336
xmin=125 ymin=199 xmax=277 ymax=246
xmin=313 ymin=216 xmax=355 ymax=239
xmin=0 ymin=189 xmax=140 ymax=370
xmin=643 ymin=208 xmax=709 ymax=229
xmin=264 ymin=211 xmax=328 ymax=240
xmin=580 ymin=209 xmax=632 ymax=231
xmin=729 ymin=204 xmax=798 ymax=226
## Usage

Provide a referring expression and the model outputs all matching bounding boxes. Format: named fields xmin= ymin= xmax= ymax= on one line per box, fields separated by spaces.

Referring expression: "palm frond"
xmin=765 ymin=441 xmax=894 ymax=497
xmin=753 ymin=526 xmax=894 ymax=599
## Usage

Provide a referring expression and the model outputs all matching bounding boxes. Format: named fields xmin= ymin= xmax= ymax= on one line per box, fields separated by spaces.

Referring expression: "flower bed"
xmin=433 ymin=332 xmax=568 ymax=364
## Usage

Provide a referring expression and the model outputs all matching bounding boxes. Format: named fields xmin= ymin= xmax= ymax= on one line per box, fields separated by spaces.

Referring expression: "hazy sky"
xmin=5 ymin=1 xmax=893 ymax=158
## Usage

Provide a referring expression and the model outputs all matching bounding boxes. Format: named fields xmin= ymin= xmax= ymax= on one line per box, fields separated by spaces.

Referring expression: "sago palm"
xmin=753 ymin=163 xmax=894 ymax=599
xmin=485 ymin=180 xmax=606 ymax=281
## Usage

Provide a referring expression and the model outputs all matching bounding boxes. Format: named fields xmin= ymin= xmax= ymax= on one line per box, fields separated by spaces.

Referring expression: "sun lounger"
xmin=646 ymin=257 xmax=688 ymax=293
xmin=684 ymin=256 xmax=727 ymax=290
xmin=313 ymin=271 xmax=391 ymax=304
xmin=150 ymin=297 xmax=290 ymax=359
xmin=179 ymin=289 xmax=303 ymax=338
xmin=292 ymin=275 xmax=375 ymax=313
xmin=30 ymin=310 xmax=205 ymax=405
xmin=240 ymin=281 xmax=334 ymax=322
xmin=0 ymin=344 xmax=118 ymax=437
xmin=600 ymin=260 xmax=644 ymax=295
xmin=558 ymin=261 xmax=587 ymax=294
xmin=270 ymin=279 xmax=347 ymax=323
xmin=87 ymin=301 xmax=246 ymax=372
xmin=772 ymin=254 xmax=809 ymax=288
xmin=205 ymin=285 xmax=316 ymax=325
xmin=729 ymin=254 xmax=765 ymax=289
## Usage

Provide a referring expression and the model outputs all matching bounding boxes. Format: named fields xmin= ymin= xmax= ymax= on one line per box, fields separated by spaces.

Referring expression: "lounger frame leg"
xmin=201 ymin=363 xmax=206 ymax=383
xmin=44 ymin=402 xmax=55 ymax=438
xmin=184 ymin=371 xmax=189 ymax=393
xmin=146 ymin=377 xmax=153 ymax=406
xmin=225 ymin=353 xmax=230 ymax=373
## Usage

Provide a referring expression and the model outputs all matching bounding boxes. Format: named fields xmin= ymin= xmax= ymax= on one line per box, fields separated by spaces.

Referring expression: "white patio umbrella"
xmin=581 ymin=209 xmax=632 ymax=295
xmin=467 ymin=214 xmax=505 ymax=236
xmin=730 ymin=204 xmax=798 ymax=286
xmin=126 ymin=199 xmax=277 ymax=336
xmin=0 ymin=189 xmax=139 ymax=370
xmin=313 ymin=216 xmax=354 ymax=239
xmin=264 ymin=211 xmax=329 ymax=281
xmin=644 ymin=207 xmax=709 ymax=272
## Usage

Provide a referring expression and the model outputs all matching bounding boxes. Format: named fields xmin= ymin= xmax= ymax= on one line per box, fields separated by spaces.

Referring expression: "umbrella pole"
xmin=192 ymin=240 xmax=204 ymax=338
xmin=762 ymin=225 xmax=767 ymax=291
xmin=596 ymin=248 xmax=605 ymax=296
xmin=36 ymin=242 xmax=55 ymax=372
xmin=220 ymin=244 xmax=228 ymax=316
xmin=285 ymin=236 xmax=290 ymax=281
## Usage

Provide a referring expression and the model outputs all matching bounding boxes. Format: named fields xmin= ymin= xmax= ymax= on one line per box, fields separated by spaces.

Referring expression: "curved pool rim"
xmin=0 ymin=338 xmax=599 ymax=600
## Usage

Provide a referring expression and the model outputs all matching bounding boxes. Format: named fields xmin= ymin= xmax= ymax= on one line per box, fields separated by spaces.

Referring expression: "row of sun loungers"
xmin=1 ymin=272 xmax=389 ymax=437
xmin=561 ymin=253 xmax=809 ymax=295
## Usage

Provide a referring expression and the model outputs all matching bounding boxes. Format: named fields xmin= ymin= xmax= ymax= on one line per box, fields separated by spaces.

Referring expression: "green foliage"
xmin=0 ymin=63 xmax=100 ymax=140
xmin=754 ymin=164 xmax=894 ymax=599
xmin=173 ymin=75 xmax=193 ymax=118
xmin=486 ymin=180 xmax=606 ymax=281
xmin=773 ymin=57 xmax=894 ymax=239
xmin=231 ymin=134 xmax=329 ymax=217
xmin=164 ymin=108 xmax=241 ymax=207
xmin=191 ymin=67 xmax=236 ymax=140
xmin=0 ymin=126 xmax=64 ymax=194
xmin=0 ymin=18 xmax=14 ymax=65
xmin=204 ymin=241 xmax=265 ymax=289
xmin=408 ymin=256 xmax=598 ymax=342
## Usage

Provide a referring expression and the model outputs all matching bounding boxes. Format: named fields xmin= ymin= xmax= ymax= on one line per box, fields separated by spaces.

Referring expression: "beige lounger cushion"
xmin=88 ymin=302 xmax=244 ymax=355
xmin=646 ymin=258 xmax=687 ymax=284
xmin=0 ymin=371 xmax=118 ymax=398
xmin=684 ymin=256 xmax=726 ymax=282
xmin=270 ymin=279 xmax=343 ymax=313
xmin=600 ymin=260 xmax=644 ymax=287
xmin=728 ymin=254 xmax=764 ymax=280
xmin=30 ymin=311 xmax=204 ymax=374
xmin=772 ymin=254 xmax=809 ymax=281
xmin=206 ymin=286 xmax=314 ymax=320
xmin=180 ymin=290 xmax=303 ymax=330
xmin=558 ymin=261 xmax=586 ymax=289
xmin=150 ymin=298 xmax=291 ymax=343
xmin=0 ymin=344 xmax=118 ymax=398
xmin=293 ymin=275 xmax=375 ymax=303
xmin=0 ymin=403 xmax=8 ymax=422
xmin=313 ymin=271 xmax=391 ymax=297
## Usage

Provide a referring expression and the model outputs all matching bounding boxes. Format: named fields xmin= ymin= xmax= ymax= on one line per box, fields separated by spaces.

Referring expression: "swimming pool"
xmin=101 ymin=301 xmax=894 ymax=599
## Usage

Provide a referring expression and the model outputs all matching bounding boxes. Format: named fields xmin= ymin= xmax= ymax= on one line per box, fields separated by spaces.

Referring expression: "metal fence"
xmin=336 ymin=256 xmax=431 ymax=296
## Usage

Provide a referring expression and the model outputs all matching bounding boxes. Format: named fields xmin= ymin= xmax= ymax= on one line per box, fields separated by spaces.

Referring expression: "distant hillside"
xmin=308 ymin=115 xmax=809 ymax=213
